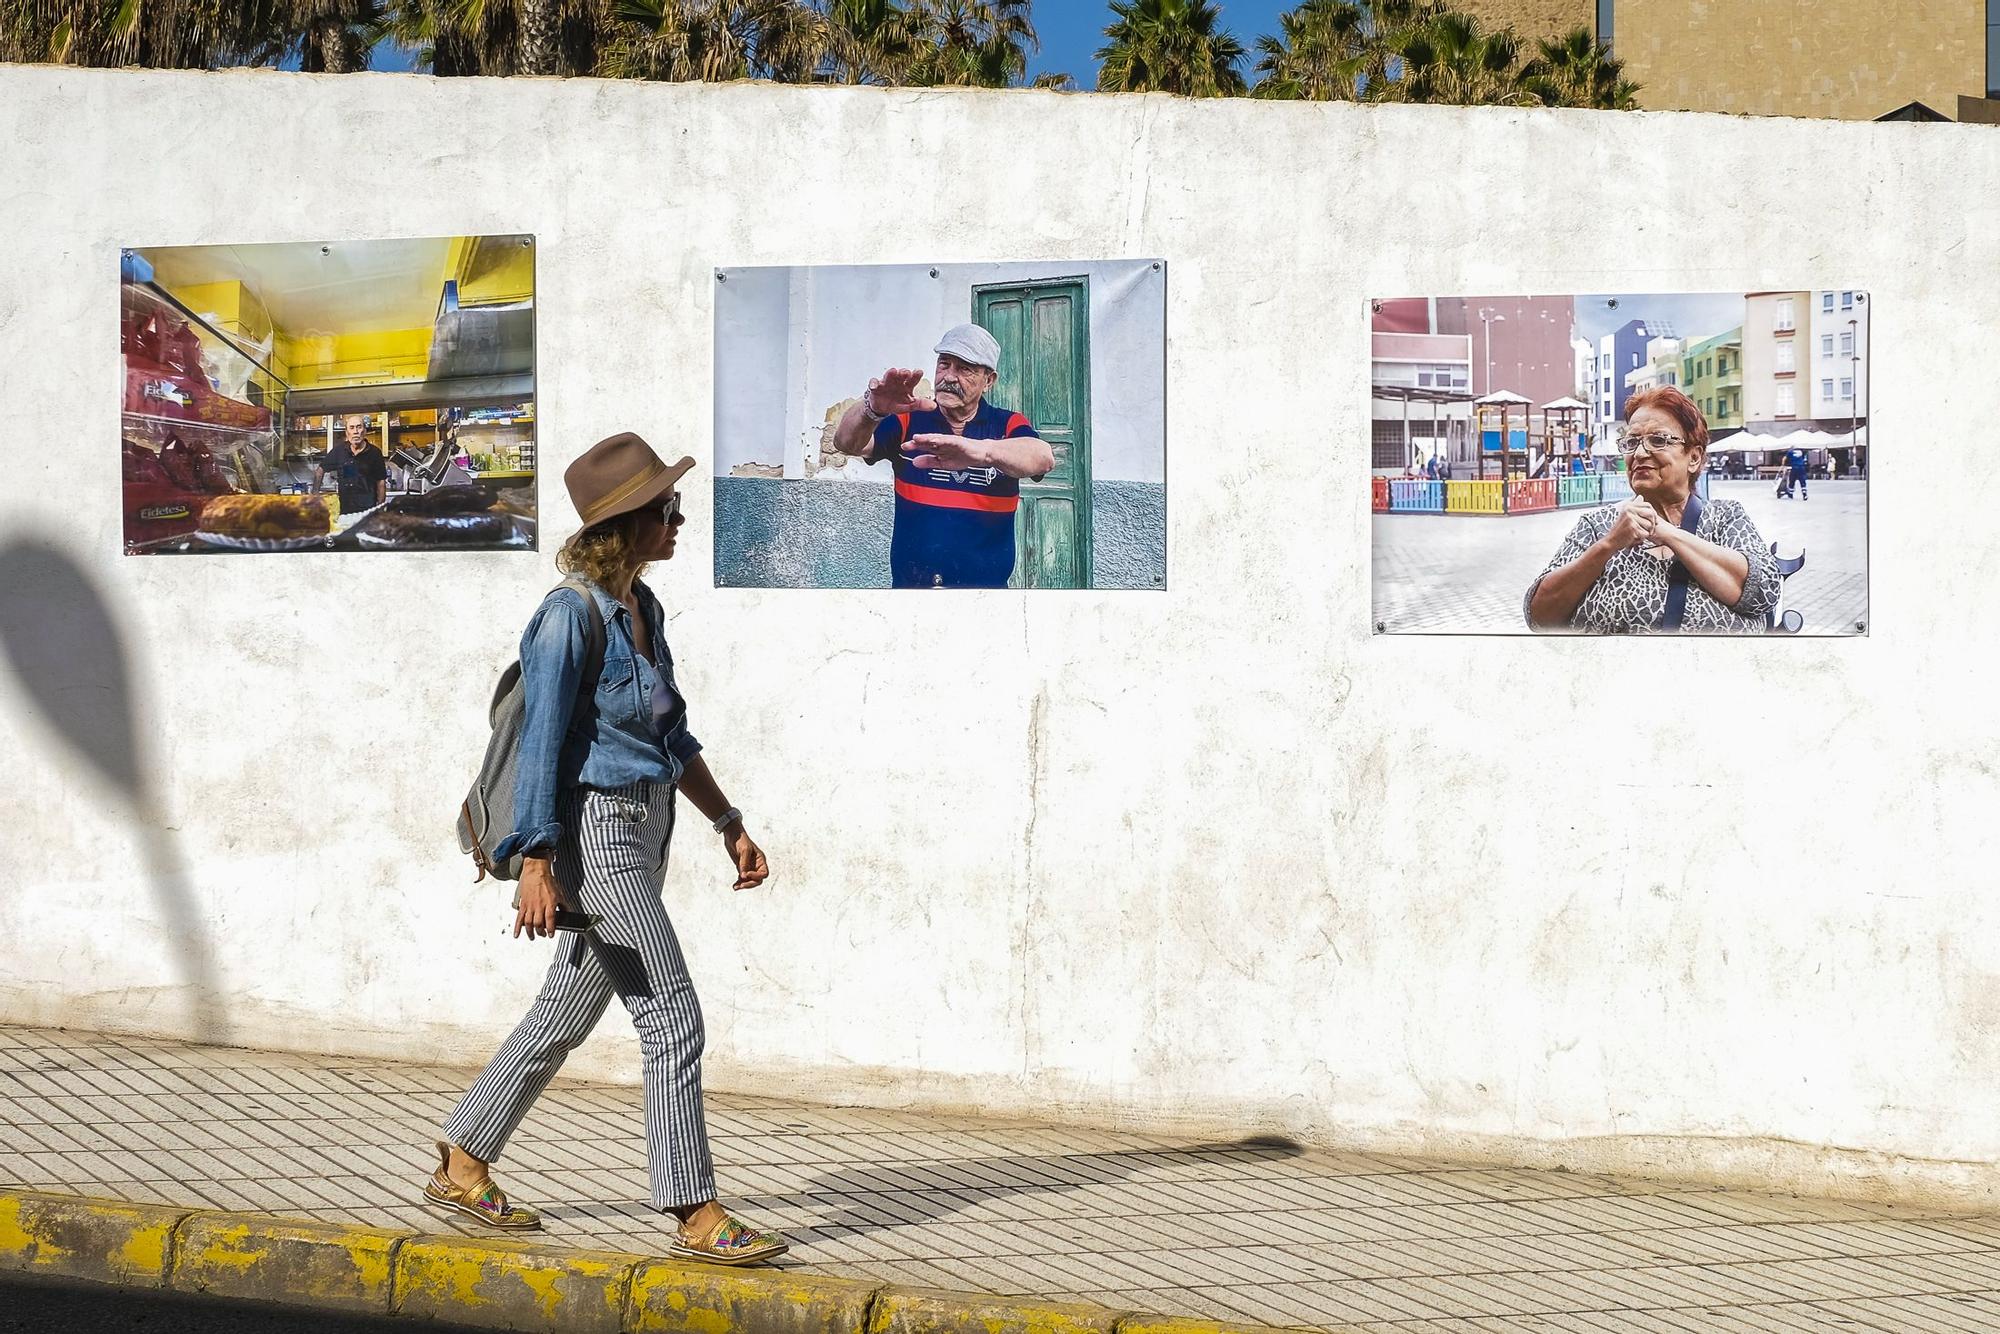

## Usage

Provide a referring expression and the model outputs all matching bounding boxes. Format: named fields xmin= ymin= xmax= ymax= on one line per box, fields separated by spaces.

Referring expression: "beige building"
xmin=1741 ymin=292 xmax=1808 ymax=427
xmin=1458 ymin=0 xmax=1594 ymax=44
xmin=1467 ymin=1 xmax=1997 ymax=122
xmin=1615 ymin=0 xmax=1987 ymax=120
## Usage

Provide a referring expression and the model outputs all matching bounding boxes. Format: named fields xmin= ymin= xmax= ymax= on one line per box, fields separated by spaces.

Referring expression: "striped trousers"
xmin=441 ymin=782 xmax=716 ymax=1210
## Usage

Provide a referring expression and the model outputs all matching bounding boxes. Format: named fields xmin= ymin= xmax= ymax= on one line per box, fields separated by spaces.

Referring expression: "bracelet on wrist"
xmin=712 ymin=806 xmax=743 ymax=833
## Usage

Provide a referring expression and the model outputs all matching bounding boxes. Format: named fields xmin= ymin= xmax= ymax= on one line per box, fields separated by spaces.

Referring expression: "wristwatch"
xmin=859 ymin=391 xmax=884 ymax=424
xmin=712 ymin=807 xmax=743 ymax=833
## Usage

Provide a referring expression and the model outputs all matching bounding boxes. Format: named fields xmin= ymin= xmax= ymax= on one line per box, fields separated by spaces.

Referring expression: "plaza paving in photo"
xmin=1372 ymin=480 xmax=1868 ymax=636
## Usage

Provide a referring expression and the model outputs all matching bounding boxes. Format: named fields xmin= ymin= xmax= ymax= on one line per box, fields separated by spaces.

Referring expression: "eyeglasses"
xmin=1616 ymin=429 xmax=1685 ymax=455
xmin=659 ymin=492 xmax=682 ymax=524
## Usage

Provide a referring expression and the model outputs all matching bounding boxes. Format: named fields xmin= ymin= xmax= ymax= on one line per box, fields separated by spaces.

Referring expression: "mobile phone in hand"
xmin=552 ymin=909 xmax=602 ymax=933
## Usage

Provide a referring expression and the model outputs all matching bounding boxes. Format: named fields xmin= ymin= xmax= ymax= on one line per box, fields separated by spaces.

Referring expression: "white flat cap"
xmin=933 ymin=323 xmax=1002 ymax=372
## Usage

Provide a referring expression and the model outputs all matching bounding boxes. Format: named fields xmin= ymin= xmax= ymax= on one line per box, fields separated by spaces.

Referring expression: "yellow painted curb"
xmin=0 ymin=1189 xmax=188 ymax=1288
xmin=393 ymin=1232 xmax=641 ymax=1332
xmin=628 ymin=1258 xmax=880 ymax=1333
xmin=1115 ymin=1318 xmax=1340 ymax=1334
xmin=169 ymin=1211 xmax=413 ymax=1315
xmin=869 ymin=1285 xmax=1127 ymax=1334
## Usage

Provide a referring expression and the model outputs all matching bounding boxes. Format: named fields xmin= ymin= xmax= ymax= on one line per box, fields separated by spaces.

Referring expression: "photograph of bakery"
xmin=120 ymin=234 xmax=536 ymax=554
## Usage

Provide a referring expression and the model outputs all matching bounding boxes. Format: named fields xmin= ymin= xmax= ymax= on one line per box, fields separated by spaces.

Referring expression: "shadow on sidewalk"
xmin=0 ymin=539 xmax=228 ymax=1043
xmin=781 ymin=1136 xmax=1306 ymax=1238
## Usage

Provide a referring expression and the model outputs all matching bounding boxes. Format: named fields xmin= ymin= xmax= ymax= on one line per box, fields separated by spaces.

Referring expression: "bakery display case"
xmin=121 ymin=274 xmax=289 ymax=550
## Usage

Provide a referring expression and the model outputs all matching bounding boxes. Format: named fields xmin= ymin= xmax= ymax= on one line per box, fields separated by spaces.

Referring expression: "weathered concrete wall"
xmin=712 ymin=478 xmax=1166 ymax=589
xmin=3 ymin=65 xmax=1998 ymax=1208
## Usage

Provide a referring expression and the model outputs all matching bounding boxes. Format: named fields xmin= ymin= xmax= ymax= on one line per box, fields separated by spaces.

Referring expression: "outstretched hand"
xmin=867 ymin=368 xmax=934 ymax=418
xmin=904 ymin=433 xmax=988 ymax=471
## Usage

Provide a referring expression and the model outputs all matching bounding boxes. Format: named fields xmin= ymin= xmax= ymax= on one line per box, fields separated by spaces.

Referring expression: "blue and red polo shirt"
xmin=871 ymin=399 xmax=1042 ymax=589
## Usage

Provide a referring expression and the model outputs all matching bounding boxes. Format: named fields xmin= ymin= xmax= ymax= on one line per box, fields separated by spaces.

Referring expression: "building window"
xmin=1775 ymin=298 xmax=1796 ymax=332
xmin=1842 ymin=291 xmax=1854 ymax=309
xmin=1821 ymin=334 xmax=1834 ymax=357
xmin=1372 ymin=421 xmax=1409 ymax=468
xmin=1777 ymin=385 xmax=1796 ymax=416
xmin=1839 ymin=331 xmax=1854 ymax=356
xmin=1599 ymin=0 xmax=1614 ymax=52
xmin=1775 ymin=343 xmax=1796 ymax=374
xmin=1822 ymin=293 xmax=1835 ymax=313
xmin=1822 ymin=378 xmax=1835 ymax=400
xmin=1990 ymin=0 xmax=1999 ymax=96
xmin=1841 ymin=377 xmax=1854 ymax=398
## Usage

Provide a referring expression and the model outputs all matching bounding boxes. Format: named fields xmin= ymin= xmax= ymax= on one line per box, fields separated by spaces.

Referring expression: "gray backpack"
xmin=457 ymin=577 xmax=607 ymax=884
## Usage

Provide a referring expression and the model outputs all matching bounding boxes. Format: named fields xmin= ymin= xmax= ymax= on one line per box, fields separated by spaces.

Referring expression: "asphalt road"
xmin=0 ymin=1275 xmax=424 ymax=1333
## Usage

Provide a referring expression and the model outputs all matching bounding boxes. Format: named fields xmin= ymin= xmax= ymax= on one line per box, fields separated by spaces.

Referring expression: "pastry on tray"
xmin=199 ymin=494 xmax=331 ymax=539
xmin=387 ymin=483 xmax=500 ymax=516
xmin=362 ymin=510 xmax=509 ymax=546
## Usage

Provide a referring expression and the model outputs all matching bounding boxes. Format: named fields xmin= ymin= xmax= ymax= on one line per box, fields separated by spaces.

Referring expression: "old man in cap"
xmin=832 ymin=323 xmax=1056 ymax=589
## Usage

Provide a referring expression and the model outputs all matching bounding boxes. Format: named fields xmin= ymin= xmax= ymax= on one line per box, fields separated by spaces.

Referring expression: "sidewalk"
xmin=3 ymin=1024 xmax=1998 ymax=1332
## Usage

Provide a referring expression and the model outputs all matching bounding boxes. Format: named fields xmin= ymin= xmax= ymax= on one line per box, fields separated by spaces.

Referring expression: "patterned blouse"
xmin=1524 ymin=498 xmax=1780 ymax=633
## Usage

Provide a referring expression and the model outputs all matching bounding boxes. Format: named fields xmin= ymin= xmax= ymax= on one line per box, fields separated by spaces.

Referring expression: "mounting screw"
xmin=320 ymin=245 xmax=331 ymax=256
xmin=716 ymin=272 xmax=727 ymax=283
xmin=929 ymin=268 xmax=939 ymax=278
xmin=1855 ymin=621 xmax=1866 ymax=632
xmin=1152 ymin=261 xmax=1161 ymax=271
xmin=1375 ymin=620 xmax=1387 ymax=633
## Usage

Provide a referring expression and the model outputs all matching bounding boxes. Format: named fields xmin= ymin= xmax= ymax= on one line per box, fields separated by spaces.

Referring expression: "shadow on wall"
xmin=0 ymin=539 xmax=227 ymax=1043
xmin=754 ymin=1136 xmax=1308 ymax=1239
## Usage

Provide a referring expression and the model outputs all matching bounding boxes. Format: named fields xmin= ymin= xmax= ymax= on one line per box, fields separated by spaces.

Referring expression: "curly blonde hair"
xmin=557 ymin=512 xmax=647 ymax=588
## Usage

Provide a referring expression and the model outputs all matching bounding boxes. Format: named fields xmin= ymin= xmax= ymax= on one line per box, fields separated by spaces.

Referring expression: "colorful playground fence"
xmin=1382 ymin=471 xmax=1711 ymax=516
xmin=1389 ymin=480 xmax=1444 ymax=512
xmin=1445 ymin=480 xmax=1505 ymax=514
xmin=1505 ymin=479 xmax=1557 ymax=513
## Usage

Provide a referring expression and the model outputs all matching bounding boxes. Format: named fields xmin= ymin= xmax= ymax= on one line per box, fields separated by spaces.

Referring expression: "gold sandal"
xmin=420 ymin=1140 xmax=542 ymax=1230
xmin=668 ymin=1210 xmax=788 ymax=1266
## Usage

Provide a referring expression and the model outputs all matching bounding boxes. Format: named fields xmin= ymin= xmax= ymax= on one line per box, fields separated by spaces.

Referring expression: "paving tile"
xmin=2 ymin=1023 xmax=1996 ymax=1334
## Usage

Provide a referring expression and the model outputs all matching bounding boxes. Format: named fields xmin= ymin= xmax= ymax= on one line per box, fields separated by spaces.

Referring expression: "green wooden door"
xmin=974 ymin=279 xmax=1091 ymax=590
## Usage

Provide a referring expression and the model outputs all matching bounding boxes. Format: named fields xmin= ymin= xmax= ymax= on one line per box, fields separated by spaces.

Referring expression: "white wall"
xmin=3 ymin=66 xmax=1998 ymax=1209
xmin=714 ymin=259 xmax=1166 ymax=482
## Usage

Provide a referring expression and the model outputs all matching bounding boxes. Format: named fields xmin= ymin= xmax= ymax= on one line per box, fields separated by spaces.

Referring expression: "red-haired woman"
xmin=1527 ymin=387 xmax=1778 ymax=633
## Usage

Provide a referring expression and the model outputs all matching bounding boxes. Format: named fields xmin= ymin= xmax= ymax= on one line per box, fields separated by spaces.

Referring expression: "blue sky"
xmin=1028 ymin=2 xmax=1292 ymax=86
xmin=365 ymin=2 xmax=1299 ymax=82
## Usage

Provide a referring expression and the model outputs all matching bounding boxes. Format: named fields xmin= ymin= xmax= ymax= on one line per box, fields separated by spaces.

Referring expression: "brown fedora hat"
xmin=565 ymin=432 xmax=694 ymax=528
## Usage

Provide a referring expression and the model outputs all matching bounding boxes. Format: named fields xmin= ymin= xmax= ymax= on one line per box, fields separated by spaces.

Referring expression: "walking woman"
xmin=422 ymin=432 xmax=787 ymax=1266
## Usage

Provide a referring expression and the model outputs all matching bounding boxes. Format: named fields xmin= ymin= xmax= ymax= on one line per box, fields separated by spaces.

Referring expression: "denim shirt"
xmin=493 ymin=577 xmax=701 ymax=860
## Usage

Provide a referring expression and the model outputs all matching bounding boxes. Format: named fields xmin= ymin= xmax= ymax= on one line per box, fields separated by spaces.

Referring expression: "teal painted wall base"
xmin=714 ymin=478 xmax=1165 ymax=590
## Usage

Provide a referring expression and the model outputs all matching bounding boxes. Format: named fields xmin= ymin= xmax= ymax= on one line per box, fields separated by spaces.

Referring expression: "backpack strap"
xmin=557 ymin=575 xmax=609 ymax=697
xmin=1658 ymin=492 xmax=1707 ymax=631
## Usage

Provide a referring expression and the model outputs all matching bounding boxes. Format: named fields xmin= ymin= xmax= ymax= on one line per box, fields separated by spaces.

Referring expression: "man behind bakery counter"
xmin=315 ymin=415 xmax=389 ymax=514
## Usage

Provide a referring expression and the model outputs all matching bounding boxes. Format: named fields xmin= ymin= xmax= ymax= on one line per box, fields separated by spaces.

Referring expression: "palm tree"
xmin=1096 ymin=0 xmax=1246 ymax=98
xmin=377 ymin=0 xmax=606 ymax=74
xmin=1391 ymin=8 xmax=1529 ymax=106
xmin=1519 ymin=23 xmax=1638 ymax=109
xmin=1252 ymin=0 xmax=1368 ymax=101
xmin=815 ymin=0 xmax=922 ymax=83
xmin=1 ymin=0 xmax=281 ymax=67
xmin=285 ymin=0 xmax=380 ymax=71
xmin=596 ymin=0 xmax=822 ymax=81
xmin=910 ymin=0 xmax=1035 ymax=87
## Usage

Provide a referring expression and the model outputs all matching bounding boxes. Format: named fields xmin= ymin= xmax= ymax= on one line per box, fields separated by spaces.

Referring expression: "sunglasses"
xmin=658 ymin=492 xmax=682 ymax=524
